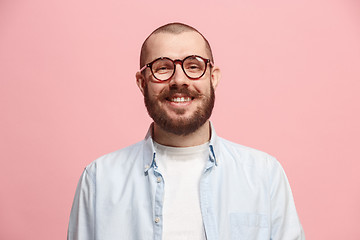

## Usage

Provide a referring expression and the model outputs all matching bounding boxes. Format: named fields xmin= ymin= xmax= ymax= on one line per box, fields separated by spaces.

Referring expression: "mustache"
xmin=158 ymin=87 xmax=202 ymax=100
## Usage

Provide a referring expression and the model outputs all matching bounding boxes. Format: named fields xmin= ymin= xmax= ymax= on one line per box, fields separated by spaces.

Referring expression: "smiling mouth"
xmin=166 ymin=96 xmax=194 ymax=103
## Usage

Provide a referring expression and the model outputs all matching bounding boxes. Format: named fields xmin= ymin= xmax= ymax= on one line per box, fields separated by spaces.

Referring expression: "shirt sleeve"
xmin=67 ymin=167 xmax=96 ymax=240
xmin=269 ymin=159 xmax=305 ymax=240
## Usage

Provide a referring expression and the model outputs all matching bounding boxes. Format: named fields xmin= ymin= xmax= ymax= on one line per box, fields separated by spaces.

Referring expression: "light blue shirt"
xmin=68 ymin=123 xmax=305 ymax=240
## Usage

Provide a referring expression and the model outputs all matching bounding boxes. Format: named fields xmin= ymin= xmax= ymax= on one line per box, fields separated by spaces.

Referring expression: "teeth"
xmin=171 ymin=97 xmax=191 ymax=103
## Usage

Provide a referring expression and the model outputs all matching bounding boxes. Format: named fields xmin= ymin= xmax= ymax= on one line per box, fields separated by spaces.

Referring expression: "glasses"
xmin=140 ymin=55 xmax=213 ymax=81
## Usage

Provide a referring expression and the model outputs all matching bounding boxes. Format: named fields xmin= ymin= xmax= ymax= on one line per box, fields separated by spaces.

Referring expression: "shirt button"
xmin=156 ymin=177 xmax=161 ymax=183
xmin=155 ymin=217 xmax=160 ymax=223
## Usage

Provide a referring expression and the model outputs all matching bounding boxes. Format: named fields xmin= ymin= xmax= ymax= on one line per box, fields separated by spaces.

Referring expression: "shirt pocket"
xmin=230 ymin=212 xmax=269 ymax=240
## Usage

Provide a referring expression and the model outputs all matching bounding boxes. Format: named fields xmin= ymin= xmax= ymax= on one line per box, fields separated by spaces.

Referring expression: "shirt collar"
xmin=143 ymin=121 xmax=219 ymax=173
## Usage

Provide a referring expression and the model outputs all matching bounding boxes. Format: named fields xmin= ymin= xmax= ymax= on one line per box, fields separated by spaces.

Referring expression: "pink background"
xmin=1 ymin=0 xmax=359 ymax=239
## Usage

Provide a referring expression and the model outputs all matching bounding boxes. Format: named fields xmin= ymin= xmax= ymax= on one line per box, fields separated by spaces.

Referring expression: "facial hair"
xmin=143 ymin=83 xmax=215 ymax=136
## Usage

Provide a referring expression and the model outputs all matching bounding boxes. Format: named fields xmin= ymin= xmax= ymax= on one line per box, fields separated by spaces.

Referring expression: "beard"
xmin=143 ymin=83 xmax=215 ymax=136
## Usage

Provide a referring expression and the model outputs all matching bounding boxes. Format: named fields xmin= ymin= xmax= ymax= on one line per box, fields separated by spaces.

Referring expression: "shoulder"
xmin=216 ymin=137 xmax=279 ymax=169
xmin=84 ymin=140 xmax=146 ymax=176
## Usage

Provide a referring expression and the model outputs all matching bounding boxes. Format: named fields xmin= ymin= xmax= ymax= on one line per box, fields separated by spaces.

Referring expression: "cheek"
xmin=147 ymin=83 xmax=167 ymax=97
xmin=193 ymin=81 xmax=212 ymax=94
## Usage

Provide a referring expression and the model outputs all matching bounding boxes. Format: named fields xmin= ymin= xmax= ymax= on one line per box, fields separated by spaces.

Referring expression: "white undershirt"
xmin=154 ymin=141 xmax=209 ymax=240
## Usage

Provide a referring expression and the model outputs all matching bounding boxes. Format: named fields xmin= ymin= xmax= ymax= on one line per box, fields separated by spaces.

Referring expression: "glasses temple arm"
xmin=139 ymin=65 xmax=148 ymax=72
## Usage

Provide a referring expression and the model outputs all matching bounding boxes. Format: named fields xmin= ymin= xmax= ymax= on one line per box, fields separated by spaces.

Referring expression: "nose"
xmin=169 ymin=62 xmax=191 ymax=87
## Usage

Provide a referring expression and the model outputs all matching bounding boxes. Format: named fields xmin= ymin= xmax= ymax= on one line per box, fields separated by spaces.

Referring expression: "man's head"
xmin=136 ymin=23 xmax=220 ymax=136
xmin=139 ymin=23 xmax=214 ymax=69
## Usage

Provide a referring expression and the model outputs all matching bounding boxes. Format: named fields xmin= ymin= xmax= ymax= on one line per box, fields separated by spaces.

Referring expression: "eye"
xmin=157 ymin=66 xmax=169 ymax=71
xmin=184 ymin=62 xmax=204 ymax=73
xmin=184 ymin=56 xmax=205 ymax=73
xmin=152 ymin=60 xmax=173 ymax=73
xmin=188 ymin=64 xmax=200 ymax=69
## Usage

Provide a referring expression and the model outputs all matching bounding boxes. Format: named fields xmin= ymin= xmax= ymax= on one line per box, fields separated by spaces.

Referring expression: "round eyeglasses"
xmin=140 ymin=55 xmax=213 ymax=81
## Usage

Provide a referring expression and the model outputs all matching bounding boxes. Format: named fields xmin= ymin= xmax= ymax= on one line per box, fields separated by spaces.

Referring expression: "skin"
xmin=136 ymin=31 xmax=221 ymax=147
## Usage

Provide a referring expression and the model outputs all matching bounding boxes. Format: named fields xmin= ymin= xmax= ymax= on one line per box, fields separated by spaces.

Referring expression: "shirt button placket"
xmin=153 ymin=172 xmax=164 ymax=240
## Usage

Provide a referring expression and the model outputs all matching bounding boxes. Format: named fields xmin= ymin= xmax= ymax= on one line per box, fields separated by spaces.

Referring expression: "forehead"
xmin=144 ymin=31 xmax=208 ymax=63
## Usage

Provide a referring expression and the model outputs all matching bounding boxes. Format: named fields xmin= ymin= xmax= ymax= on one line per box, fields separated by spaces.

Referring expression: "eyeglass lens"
xmin=151 ymin=56 xmax=206 ymax=81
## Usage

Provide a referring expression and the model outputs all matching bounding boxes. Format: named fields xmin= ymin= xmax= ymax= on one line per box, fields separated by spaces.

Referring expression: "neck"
xmin=152 ymin=121 xmax=211 ymax=147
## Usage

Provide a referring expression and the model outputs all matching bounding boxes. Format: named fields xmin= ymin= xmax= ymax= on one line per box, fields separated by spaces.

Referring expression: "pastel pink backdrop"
xmin=1 ymin=0 xmax=359 ymax=239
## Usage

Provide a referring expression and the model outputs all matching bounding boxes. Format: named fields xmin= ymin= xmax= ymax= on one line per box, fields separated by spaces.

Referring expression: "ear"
xmin=136 ymin=71 xmax=146 ymax=96
xmin=210 ymin=66 xmax=221 ymax=90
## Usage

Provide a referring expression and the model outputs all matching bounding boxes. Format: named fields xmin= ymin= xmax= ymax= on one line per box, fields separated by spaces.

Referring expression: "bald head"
xmin=140 ymin=23 xmax=214 ymax=68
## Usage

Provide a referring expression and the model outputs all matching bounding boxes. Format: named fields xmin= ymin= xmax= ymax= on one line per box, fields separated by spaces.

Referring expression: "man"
xmin=68 ymin=23 xmax=305 ymax=240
